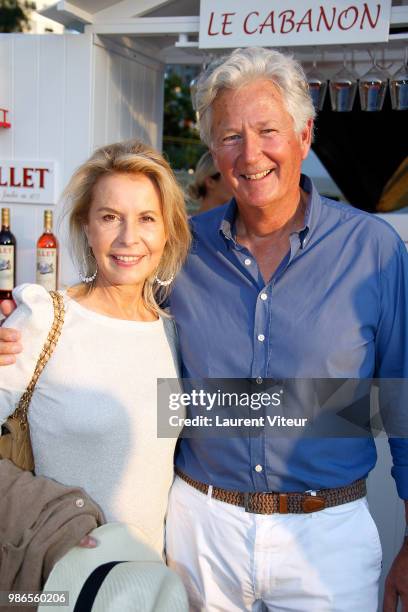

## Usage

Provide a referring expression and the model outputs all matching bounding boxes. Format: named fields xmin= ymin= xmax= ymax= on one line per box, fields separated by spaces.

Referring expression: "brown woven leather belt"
xmin=175 ymin=469 xmax=366 ymax=514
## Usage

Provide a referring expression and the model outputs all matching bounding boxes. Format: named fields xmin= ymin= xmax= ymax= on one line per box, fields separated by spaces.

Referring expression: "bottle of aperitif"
xmin=36 ymin=210 xmax=58 ymax=291
xmin=0 ymin=207 xmax=16 ymax=302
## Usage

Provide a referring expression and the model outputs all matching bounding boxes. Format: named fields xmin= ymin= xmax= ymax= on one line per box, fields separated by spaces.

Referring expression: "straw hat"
xmin=39 ymin=523 xmax=188 ymax=612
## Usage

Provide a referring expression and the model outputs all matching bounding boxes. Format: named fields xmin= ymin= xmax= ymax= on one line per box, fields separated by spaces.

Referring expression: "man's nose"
xmin=241 ymin=132 xmax=262 ymax=165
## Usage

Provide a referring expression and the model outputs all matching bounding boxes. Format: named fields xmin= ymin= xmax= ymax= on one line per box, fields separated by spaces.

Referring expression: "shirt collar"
xmin=219 ymin=198 xmax=238 ymax=246
xmin=300 ymin=174 xmax=322 ymax=248
xmin=219 ymin=174 xmax=322 ymax=250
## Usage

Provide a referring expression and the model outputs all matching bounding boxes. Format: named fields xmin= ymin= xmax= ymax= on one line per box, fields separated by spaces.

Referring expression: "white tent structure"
xmin=0 ymin=3 xmax=407 ymax=607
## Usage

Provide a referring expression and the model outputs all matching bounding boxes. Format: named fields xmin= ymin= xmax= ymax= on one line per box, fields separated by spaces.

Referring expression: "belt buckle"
xmin=302 ymin=493 xmax=326 ymax=513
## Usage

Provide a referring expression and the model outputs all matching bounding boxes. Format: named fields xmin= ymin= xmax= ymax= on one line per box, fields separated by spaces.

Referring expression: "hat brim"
xmin=40 ymin=523 xmax=188 ymax=611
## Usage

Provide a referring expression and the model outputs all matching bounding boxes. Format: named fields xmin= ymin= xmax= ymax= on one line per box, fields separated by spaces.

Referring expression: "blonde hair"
xmin=193 ymin=47 xmax=315 ymax=146
xmin=63 ymin=139 xmax=191 ymax=316
xmin=187 ymin=151 xmax=219 ymax=200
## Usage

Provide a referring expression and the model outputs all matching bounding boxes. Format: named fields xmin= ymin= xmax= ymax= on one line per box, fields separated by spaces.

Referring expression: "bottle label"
xmin=36 ymin=248 xmax=57 ymax=291
xmin=0 ymin=245 xmax=14 ymax=290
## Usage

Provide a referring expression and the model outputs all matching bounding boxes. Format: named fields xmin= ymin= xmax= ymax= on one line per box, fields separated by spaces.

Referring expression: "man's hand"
xmin=1 ymin=300 xmax=16 ymax=318
xmin=0 ymin=299 xmax=21 ymax=365
xmin=383 ymin=538 xmax=408 ymax=611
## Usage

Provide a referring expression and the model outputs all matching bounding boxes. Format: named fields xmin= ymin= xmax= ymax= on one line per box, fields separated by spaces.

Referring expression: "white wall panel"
xmin=38 ymin=37 xmax=65 ymax=163
xmin=132 ymin=63 xmax=148 ymax=141
xmin=105 ymin=51 xmax=122 ymax=143
xmin=119 ymin=55 xmax=132 ymax=141
xmin=92 ymin=44 xmax=109 ymax=149
xmin=13 ymin=37 xmax=39 ymax=160
xmin=0 ymin=37 xmax=13 ymax=158
xmin=63 ymin=35 xmax=93 ymax=187
xmin=92 ymin=39 xmax=165 ymax=150
xmin=0 ymin=34 xmax=93 ymax=287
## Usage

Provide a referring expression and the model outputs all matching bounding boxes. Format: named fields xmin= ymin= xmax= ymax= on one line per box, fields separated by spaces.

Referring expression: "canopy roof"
xmin=41 ymin=0 xmax=408 ymax=65
xmin=40 ymin=0 xmax=408 ymax=211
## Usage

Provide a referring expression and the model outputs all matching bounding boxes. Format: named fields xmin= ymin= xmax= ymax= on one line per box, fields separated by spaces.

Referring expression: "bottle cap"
xmin=1 ymin=208 xmax=10 ymax=225
xmin=44 ymin=209 xmax=53 ymax=229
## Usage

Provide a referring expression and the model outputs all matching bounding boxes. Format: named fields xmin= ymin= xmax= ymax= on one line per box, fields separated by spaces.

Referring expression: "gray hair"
xmin=193 ymin=47 xmax=315 ymax=146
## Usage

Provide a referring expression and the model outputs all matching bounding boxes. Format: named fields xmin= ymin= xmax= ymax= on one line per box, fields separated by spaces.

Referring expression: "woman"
xmin=187 ymin=150 xmax=232 ymax=213
xmin=0 ymin=139 xmax=190 ymax=555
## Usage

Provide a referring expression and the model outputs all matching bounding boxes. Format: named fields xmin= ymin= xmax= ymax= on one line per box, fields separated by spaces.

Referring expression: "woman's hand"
xmin=78 ymin=535 xmax=98 ymax=548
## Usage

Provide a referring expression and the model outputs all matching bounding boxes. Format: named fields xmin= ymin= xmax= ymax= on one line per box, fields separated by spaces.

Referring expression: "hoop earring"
xmin=155 ymin=275 xmax=174 ymax=287
xmin=80 ymin=264 xmax=98 ymax=284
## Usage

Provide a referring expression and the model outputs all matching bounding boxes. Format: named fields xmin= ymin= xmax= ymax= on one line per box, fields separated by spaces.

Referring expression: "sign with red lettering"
xmin=0 ymin=160 xmax=56 ymax=205
xmin=199 ymin=0 xmax=392 ymax=48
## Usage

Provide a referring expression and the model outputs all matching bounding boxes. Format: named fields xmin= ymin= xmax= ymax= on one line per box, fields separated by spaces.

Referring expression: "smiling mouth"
xmin=111 ymin=255 xmax=144 ymax=264
xmin=242 ymin=169 xmax=273 ymax=181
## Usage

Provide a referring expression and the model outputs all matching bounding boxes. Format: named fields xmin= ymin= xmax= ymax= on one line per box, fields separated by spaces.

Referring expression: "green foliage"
xmin=0 ymin=0 xmax=36 ymax=33
xmin=163 ymin=72 xmax=206 ymax=170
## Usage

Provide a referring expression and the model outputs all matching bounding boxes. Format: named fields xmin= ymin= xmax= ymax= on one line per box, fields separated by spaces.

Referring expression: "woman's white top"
xmin=0 ymin=284 xmax=180 ymax=554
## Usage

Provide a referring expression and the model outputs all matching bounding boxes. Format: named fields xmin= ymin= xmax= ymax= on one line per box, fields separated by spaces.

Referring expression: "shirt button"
xmin=75 ymin=498 xmax=85 ymax=508
xmin=255 ymin=464 xmax=263 ymax=473
xmin=257 ymin=334 xmax=265 ymax=342
xmin=256 ymin=377 xmax=263 ymax=384
xmin=244 ymin=258 xmax=251 ymax=266
xmin=260 ymin=293 xmax=267 ymax=301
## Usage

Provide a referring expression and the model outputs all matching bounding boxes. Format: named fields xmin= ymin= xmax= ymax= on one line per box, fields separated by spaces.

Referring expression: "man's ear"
xmin=300 ymin=119 xmax=313 ymax=160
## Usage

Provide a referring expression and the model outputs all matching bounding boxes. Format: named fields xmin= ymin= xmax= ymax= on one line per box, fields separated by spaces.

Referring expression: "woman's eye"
xmin=141 ymin=215 xmax=155 ymax=223
xmin=102 ymin=214 xmax=118 ymax=222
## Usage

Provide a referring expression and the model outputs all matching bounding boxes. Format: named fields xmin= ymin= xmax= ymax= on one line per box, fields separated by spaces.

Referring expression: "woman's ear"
xmin=83 ymin=223 xmax=90 ymax=242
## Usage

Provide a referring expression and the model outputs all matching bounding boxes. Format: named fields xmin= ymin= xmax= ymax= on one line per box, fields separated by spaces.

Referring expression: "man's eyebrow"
xmin=219 ymin=120 xmax=277 ymax=132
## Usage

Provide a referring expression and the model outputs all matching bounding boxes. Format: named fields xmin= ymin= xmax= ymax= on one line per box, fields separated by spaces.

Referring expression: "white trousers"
xmin=165 ymin=476 xmax=382 ymax=612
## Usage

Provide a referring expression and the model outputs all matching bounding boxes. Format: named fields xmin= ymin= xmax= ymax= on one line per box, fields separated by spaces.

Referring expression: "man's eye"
xmin=223 ymin=134 xmax=241 ymax=144
xmin=261 ymin=129 xmax=276 ymax=135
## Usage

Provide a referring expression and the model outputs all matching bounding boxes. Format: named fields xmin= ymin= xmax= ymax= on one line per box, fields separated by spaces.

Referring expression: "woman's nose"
xmin=119 ymin=222 xmax=140 ymax=246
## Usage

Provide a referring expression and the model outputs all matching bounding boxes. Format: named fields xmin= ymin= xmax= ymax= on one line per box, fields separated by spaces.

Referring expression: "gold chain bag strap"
xmin=0 ymin=291 xmax=65 ymax=472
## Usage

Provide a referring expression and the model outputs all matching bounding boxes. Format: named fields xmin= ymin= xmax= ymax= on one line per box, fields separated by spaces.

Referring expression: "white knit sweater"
xmin=0 ymin=284 xmax=180 ymax=554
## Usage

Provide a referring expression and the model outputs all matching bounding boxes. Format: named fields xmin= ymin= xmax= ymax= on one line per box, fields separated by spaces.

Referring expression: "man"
xmin=1 ymin=48 xmax=407 ymax=611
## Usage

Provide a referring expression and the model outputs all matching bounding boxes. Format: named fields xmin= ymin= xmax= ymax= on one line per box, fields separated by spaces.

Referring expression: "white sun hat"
xmin=39 ymin=523 xmax=188 ymax=612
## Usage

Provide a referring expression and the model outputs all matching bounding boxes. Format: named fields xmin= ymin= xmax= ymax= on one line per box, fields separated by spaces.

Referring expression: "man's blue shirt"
xmin=169 ymin=176 xmax=408 ymax=498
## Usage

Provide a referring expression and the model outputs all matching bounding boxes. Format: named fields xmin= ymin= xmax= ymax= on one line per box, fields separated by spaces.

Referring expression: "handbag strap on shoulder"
xmin=13 ymin=290 xmax=65 ymax=424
